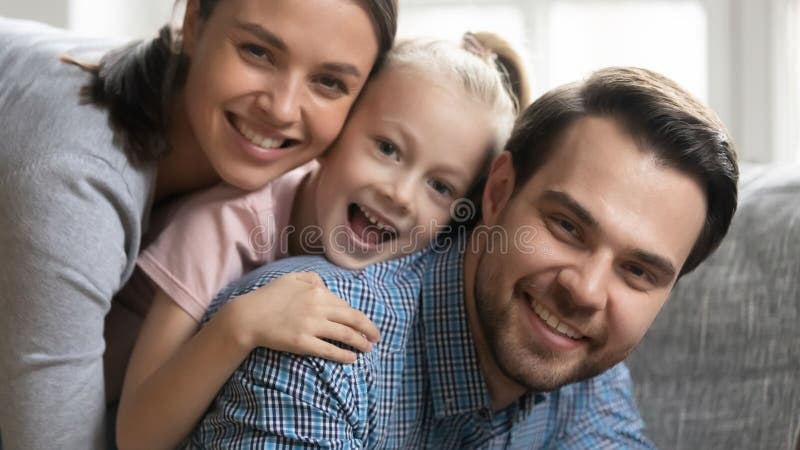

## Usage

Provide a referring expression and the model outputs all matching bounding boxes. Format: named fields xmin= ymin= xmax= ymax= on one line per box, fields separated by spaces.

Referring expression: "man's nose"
xmin=557 ymin=251 xmax=612 ymax=311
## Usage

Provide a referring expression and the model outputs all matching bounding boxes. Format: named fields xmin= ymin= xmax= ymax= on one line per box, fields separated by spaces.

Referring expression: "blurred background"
xmin=1 ymin=0 xmax=798 ymax=163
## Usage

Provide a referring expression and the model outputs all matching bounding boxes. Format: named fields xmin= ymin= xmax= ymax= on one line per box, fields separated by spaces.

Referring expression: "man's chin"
xmin=497 ymin=353 xmax=614 ymax=392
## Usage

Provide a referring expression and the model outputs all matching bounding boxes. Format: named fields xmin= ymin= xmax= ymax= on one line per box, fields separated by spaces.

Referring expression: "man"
xmin=187 ymin=67 xmax=738 ymax=448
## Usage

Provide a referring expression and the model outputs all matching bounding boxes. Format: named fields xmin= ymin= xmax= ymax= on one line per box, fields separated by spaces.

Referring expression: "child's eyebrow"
xmin=432 ymin=165 xmax=471 ymax=185
xmin=379 ymin=117 xmax=417 ymax=149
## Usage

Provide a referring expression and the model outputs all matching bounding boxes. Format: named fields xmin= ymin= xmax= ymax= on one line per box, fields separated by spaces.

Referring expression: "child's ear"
xmin=481 ymin=152 xmax=515 ymax=226
xmin=182 ymin=0 xmax=203 ymax=57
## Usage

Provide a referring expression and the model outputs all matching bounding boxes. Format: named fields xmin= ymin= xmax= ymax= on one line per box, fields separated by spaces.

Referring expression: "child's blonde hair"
xmin=379 ymin=32 xmax=529 ymax=223
xmin=383 ymin=33 xmax=528 ymax=157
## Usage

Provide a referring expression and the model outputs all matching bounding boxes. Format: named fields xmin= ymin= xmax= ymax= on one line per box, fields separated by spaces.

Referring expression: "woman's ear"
xmin=481 ymin=152 xmax=516 ymax=226
xmin=182 ymin=0 xmax=203 ymax=57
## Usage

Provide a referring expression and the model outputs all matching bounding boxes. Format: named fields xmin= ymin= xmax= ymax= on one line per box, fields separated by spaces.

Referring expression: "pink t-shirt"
xmin=137 ymin=162 xmax=316 ymax=322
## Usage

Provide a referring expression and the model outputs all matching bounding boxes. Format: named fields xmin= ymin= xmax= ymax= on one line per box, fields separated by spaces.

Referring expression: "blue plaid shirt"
xmin=186 ymin=241 xmax=655 ymax=449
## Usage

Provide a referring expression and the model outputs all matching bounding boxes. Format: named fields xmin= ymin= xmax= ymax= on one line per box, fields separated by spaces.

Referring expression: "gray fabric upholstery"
xmin=628 ymin=163 xmax=800 ymax=449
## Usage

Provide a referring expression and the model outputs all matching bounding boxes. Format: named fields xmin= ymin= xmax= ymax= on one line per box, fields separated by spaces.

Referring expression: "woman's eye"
xmin=429 ymin=179 xmax=454 ymax=197
xmin=239 ymin=43 xmax=272 ymax=63
xmin=375 ymin=139 xmax=399 ymax=159
xmin=316 ymin=76 xmax=348 ymax=96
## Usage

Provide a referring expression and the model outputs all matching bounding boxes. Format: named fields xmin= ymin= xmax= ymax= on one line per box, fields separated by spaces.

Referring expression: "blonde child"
xmin=116 ymin=33 xmax=529 ymax=449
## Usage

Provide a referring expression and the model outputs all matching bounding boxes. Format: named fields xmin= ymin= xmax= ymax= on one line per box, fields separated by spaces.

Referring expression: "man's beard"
xmin=472 ymin=253 xmax=623 ymax=392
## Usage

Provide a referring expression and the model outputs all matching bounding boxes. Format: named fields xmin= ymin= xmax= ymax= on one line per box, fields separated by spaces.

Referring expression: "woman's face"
xmin=180 ymin=0 xmax=378 ymax=190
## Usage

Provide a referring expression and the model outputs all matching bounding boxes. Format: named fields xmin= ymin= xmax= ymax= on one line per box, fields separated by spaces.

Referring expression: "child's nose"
xmin=381 ymin=176 xmax=415 ymax=214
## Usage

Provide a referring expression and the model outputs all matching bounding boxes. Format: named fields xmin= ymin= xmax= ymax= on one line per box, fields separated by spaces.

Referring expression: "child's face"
xmin=312 ymin=67 xmax=495 ymax=269
xmin=179 ymin=0 xmax=378 ymax=190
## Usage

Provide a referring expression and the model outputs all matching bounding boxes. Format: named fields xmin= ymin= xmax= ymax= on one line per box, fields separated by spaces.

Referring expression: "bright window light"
xmin=397 ymin=3 xmax=529 ymax=65
xmin=548 ymin=0 xmax=708 ymax=101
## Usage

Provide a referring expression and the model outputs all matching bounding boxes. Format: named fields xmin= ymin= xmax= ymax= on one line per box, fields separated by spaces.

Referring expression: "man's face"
xmin=473 ymin=116 xmax=707 ymax=391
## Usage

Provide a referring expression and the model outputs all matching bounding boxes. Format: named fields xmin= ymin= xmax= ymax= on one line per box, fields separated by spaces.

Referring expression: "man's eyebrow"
xmin=542 ymin=190 xmax=599 ymax=228
xmin=542 ymin=189 xmax=678 ymax=278
xmin=234 ymin=21 xmax=363 ymax=79
xmin=633 ymin=250 xmax=677 ymax=279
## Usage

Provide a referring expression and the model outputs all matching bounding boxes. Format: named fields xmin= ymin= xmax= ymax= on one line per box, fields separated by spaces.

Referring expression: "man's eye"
xmin=558 ymin=218 xmax=578 ymax=235
xmin=624 ymin=263 xmax=654 ymax=282
xmin=548 ymin=216 xmax=582 ymax=243
xmin=620 ymin=263 xmax=656 ymax=291
xmin=627 ymin=265 xmax=647 ymax=278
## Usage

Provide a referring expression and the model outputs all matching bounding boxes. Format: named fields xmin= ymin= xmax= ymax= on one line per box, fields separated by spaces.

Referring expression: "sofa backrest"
xmin=628 ymin=163 xmax=800 ymax=449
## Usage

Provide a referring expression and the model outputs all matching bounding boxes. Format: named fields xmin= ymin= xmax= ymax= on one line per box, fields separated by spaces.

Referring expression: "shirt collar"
xmin=421 ymin=238 xmax=492 ymax=418
xmin=420 ymin=237 xmax=549 ymax=420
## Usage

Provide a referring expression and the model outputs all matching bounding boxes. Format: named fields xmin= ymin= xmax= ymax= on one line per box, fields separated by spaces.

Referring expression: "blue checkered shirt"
xmin=185 ymin=242 xmax=656 ymax=449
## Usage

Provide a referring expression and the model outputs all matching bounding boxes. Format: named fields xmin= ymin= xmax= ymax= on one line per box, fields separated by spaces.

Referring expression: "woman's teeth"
xmin=531 ymin=300 xmax=584 ymax=339
xmin=358 ymin=204 xmax=396 ymax=233
xmin=237 ymin=121 xmax=285 ymax=149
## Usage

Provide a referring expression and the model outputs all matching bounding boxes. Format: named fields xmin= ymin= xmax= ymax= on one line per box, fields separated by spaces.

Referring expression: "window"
xmin=547 ymin=1 xmax=707 ymax=101
xmin=3 ymin=0 xmax=798 ymax=161
xmin=398 ymin=2 xmax=532 ymax=88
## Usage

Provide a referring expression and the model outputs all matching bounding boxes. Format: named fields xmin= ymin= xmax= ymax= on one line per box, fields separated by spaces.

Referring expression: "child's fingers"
xmin=317 ymin=321 xmax=374 ymax=354
xmin=327 ymin=306 xmax=381 ymax=343
xmin=290 ymin=272 xmax=325 ymax=287
xmin=306 ymin=338 xmax=358 ymax=364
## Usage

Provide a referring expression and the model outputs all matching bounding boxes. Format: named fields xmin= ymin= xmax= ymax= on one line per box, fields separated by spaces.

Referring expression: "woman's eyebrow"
xmin=234 ymin=21 xmax=363 ymax=79
xmin=235 ymin=21 xmax=286 ymax=51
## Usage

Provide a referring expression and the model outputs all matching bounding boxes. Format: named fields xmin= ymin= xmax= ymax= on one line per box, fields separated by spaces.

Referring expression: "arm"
xmin=0 ymin=156 xmax=138 ymax=450
xmin=187 ymin=347 xmax=373 ymax=449
xmin=117 ymin=185 xmax=378 ymax=449
xmin=116 ymin=273 xmax=379 ymax=450
xmin=186 ymin=275 xmax=381 ymax=449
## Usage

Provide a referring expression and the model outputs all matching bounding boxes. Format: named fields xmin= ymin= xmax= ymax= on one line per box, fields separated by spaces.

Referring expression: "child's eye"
xmin=239 ymin=43 xmax=273 ymax=64
xmin=375 ymin=139 xmax=400 ymax=160
xmin=429 ymin=179 xmax=454 ymax=198
xmin=315 ymin=75 xmax=349 ymax=97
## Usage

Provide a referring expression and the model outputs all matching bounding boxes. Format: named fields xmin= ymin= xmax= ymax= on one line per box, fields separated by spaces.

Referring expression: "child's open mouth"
xmin=347 ymin=203 xmax=398 ymax=247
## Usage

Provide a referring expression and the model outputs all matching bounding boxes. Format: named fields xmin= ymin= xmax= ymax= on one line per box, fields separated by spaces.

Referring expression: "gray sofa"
xmin=627 ymin=163 xmax=800 ymax=449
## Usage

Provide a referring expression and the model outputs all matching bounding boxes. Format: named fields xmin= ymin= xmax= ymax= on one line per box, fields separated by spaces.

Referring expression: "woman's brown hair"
xmin=72 ymin=0 xmax=397 ymax=164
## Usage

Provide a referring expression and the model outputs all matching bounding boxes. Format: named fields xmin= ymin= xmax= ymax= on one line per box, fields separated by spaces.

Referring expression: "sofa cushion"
xmin=627 ymin=163 xmax=800 ymax=449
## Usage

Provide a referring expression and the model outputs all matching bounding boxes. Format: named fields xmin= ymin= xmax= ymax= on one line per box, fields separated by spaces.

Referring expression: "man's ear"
xmin=182 ymin=0 xmax=203 ymax=57
xmin=481 ymin=152 xmax=516 ymax=226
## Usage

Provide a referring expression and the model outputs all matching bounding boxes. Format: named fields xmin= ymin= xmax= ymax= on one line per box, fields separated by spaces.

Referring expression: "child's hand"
xmin=221 ymin=272 xmax=380 ymax=364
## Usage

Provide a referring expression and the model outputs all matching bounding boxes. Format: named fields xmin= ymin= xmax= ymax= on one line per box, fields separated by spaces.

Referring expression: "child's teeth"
xmin=358 ymin=205 xmax=396 ymax=233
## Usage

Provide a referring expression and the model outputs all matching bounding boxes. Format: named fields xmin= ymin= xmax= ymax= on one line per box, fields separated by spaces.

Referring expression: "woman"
xmin=0 ymin=1 xmax=397 ymax=448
